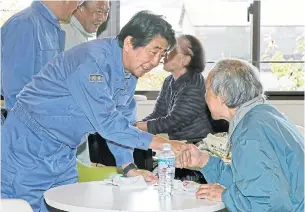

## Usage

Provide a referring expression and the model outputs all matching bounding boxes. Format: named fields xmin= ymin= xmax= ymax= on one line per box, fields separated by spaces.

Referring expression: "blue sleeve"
xmin=1 ymin=19 xmax=35 ymax=109
xmin=106 ymin=141 xmax=134 ymax=167
xmin=221 ymin=140 xmax=293 ymax=212
xmin=106 ymin=96 xmax=137 ymax=167
xmin=200 ymin=155 xmax=233 ymax=188
xmin=66 ymin=61 xmax=154 ymax=151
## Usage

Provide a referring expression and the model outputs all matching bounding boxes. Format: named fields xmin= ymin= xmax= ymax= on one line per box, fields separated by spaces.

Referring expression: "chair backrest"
xmin=77 ymin=160 xmax=120 ymax=182
xmin=296 ymin=125 xmax=305 ymax=137
xmin=133 ymin=95 xmax=147 ymax=102
xmin=0 ymin=199 xmax=32 ymax=212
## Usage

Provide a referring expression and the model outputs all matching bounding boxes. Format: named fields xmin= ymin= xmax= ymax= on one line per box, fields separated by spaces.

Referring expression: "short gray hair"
xmin=209 ymin=58 xmax=264 ymax=108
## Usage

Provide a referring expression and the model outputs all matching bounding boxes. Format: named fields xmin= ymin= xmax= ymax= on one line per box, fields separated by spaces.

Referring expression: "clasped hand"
xmin=176 ymin=144 xmax=210 ymax=168
xmin=175 ymin=144 xmax=225 ymax=202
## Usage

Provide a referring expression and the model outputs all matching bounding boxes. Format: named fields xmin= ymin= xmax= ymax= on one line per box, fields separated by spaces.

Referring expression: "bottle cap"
xmin=163 ymin=143 xmax=171 ymax=151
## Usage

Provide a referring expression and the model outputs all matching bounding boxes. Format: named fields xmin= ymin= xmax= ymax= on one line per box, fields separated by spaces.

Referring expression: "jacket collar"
xmin=228 ymin=95 xmax=266 ymax=141
xmin=111 ymin=38 xmax=133 ymax=89
xmin=32 ymin=1 xmax=61 ymax=29
xmin=171 ymin=71 xmax=192 ymax=89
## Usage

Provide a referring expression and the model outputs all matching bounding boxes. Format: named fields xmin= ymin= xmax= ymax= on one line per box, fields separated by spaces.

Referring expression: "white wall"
xmin=136 ymin=100 xmax=304 ymax=127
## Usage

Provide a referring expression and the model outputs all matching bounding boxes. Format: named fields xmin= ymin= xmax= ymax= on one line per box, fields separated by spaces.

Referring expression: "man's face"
xmin=123 ymin=36 xmax=168 ymax=78
xmin=205 ymin=73 xmax=224 ymax=120
xmin=80 ymin=1 xmax=110 ymax=33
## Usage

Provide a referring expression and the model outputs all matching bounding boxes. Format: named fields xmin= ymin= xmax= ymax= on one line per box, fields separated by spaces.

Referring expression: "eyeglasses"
xmin=81 ymin=3 xmax=110 ymax=19
xmin=91 ymin=10 xmax=109 ymax=19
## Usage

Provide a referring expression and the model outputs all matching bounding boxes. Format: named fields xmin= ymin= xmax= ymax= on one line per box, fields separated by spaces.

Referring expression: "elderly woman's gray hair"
xmin=209 ymin=58 xmax=264 ymax=108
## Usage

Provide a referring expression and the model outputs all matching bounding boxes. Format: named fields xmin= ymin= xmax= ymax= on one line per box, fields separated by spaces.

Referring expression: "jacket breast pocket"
xmin=115 ymin=89 xmax=130 ymax=107
xmin=36 ymin=37 xmax=60 ymax=73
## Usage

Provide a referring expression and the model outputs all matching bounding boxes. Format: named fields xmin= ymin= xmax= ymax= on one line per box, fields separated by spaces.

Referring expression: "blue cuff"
xmin=200 ymin=155 xmax=218 ymax=174
xmin=221 ymin=188 xmax=230 ymax=208
xmin=136 ymin=130 xmax=154 ymax=150
xmin=115 ymin=150 xmax=134 ymax=167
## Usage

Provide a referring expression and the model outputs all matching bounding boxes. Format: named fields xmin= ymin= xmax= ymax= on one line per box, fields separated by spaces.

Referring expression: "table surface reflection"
xmin=44 ymin=182 xmax=225 ymax=212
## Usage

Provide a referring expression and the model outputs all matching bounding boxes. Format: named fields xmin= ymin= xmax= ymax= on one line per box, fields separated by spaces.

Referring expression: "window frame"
xmin=2 ymin=1 xmax=302 ymax=101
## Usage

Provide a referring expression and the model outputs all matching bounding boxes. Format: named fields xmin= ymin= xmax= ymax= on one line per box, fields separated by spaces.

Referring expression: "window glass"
xmin=0 ymin=0 xmax=32 ymax=26
xmin=260 ymin=0 xmax=305 ymax=91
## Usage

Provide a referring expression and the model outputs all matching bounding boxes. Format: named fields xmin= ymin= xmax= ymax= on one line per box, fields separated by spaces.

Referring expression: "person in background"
xmin=61 ymin=0 xmax=110 ymax=50
xmin=62 ymin=0 xmax=110 ymax=166
xmin=137 ymin=34 xmax=213 ymax=141
xmin=1 ymin=0 xmax=80 ymax=111
xmin=136 ymin=34 xmax=213 ymax=183
xmin=1 ymin=11 xmax=185 ymax=212
xmin=177 ymin=58 xmax=304 ymax=212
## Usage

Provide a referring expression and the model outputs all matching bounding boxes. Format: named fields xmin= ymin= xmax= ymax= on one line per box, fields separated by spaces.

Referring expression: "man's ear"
xmin=123 ymin=36 xmax=133 ymax=52
xmin=217 ymin=96 xmax=225 ymax=106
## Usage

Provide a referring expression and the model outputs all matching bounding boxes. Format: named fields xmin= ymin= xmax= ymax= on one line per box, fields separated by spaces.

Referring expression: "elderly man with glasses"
xmin=61 ymin=0 xmax=110 ymax=50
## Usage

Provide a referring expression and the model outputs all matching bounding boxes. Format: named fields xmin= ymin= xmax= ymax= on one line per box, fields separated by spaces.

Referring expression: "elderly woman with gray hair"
xmin=177 ymin=58 xmax=304 ymax=211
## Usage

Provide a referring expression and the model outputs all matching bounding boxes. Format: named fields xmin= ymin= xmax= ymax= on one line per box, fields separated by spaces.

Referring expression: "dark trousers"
xmin=88 ymin=133 xmax=153 ymax=171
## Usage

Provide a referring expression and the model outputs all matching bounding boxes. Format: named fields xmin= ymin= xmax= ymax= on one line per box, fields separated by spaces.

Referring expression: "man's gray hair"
xmin=209 ymin=58 xmax=264 ymax=108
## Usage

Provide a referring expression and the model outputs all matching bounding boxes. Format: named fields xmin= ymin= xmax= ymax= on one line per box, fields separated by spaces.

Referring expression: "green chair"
xmin=77 ymin=160 xmax=121 ymax=182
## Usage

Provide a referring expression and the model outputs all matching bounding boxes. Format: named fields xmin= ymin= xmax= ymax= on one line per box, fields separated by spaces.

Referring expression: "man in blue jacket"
xmin=1 ymin=0 xmax=80 ymax=110
xmin=1 ymin=11 xmax=184 ymax=212
xmin=177 ymin=59 xmax=304 ymax=211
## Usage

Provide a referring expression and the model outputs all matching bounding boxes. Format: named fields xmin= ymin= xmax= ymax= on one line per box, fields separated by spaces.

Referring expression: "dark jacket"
xmin=142 ymin=71 xmax=213 ymax=140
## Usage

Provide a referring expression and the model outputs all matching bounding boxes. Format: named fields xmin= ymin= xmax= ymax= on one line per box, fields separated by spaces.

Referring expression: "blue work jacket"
xmin=16 ymin=37 xmax=153 ymax=166
xmin=1 ymin=1 xmax=65 ymax=110
xmin=201 ymin=104 xmax=304 ymax=211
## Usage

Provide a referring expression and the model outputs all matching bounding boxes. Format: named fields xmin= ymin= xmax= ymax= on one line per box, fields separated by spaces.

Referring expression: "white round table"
xmin=44 ymin=182 xmax=225 ymax=212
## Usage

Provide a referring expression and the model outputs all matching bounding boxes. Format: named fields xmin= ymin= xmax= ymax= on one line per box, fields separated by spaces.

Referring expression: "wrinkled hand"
xmin=167 ymin=140 xmax=187 ymax=156
xmin=126 ymin=169 xmax=158 ymax=183
xmin=176 ymin=144 xmax=210 ymax=168
xmin=196 ymin=184 xmax=225 ymax=202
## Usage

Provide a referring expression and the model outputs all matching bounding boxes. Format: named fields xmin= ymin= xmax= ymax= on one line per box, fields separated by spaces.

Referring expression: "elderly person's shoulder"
xmin=233 ymin=103 xmax=293 ymax=140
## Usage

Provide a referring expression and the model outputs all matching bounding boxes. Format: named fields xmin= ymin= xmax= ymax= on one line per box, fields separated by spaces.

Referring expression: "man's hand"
xmin=135 ymin=121 xmax=148 ymax=132
xmin=149 ymin=136 xmax=187 ymax=154
xmin=176 ymin=144 xmax=210 ymax=168
xmin=167 ymin=140 xmax=187 ymax=156
xmin=126 ymin=169 xmax=158 ymax=183
xmin=196 ymin=184 xmax=225 ymax=202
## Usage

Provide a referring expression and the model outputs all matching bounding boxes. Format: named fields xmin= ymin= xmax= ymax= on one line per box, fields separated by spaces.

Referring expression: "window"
xmin=0 ymin=0 xmax=32 ymax=26
xmin=1 ymin=0 xmax=304 ymax=94
xmin=260 ymin=0 xmax=305 ymax=91
xmin=120 ymin=0 xmax=304 ymax=93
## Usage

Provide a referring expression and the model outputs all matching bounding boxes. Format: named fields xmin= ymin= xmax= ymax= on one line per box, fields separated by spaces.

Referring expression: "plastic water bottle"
xmin=158 ymin=143 xmax=175 ymax=196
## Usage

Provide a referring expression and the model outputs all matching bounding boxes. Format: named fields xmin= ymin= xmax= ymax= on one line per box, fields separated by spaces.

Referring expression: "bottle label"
xmin=158 ymin=158 xmax=175 ymax=173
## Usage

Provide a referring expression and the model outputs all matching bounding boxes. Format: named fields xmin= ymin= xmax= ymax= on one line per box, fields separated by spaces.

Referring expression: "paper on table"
xmin=101 ymin=175 xmax=148 ymax=190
